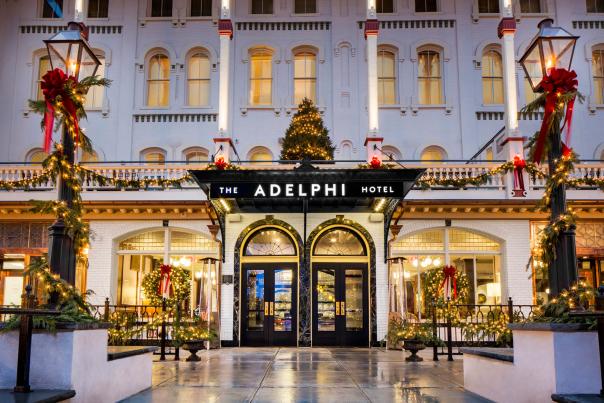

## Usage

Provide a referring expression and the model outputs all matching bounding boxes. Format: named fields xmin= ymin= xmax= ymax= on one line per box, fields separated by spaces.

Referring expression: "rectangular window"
xmin=417 ymin=50 xmax=443 ymax=105
xmin=294 ymin=0 xmax=316 ymax=14
xmin=378 ymin=50 xmax=396 ymax=105
xmin=587 ymin=0 xmax=604 ymax=12
xmin=188 ymin=54 xmax=211 ymax=106
xmin=150 ymin=0 xmax=172 ymax=17
xmin=42 ymin=0 xmax=64 ymax=18
xmin=415 ymin=0 xmax=438 ymax=12
xmin=482 ymin=51 xmax=503 ymax=104
xmin=593 ymin=49 xmax=604 ymax=104
xmin=88 ymin=0 xmax=109 ymax=18
xmin=478 ymin=0 xmax=499 ymax=13
xmin=37 ymin=57 xmax=51 ymax=101
xmin=81 ymin=57 xmax=105 ymax=108
xmin=376 ymin=0 xmax=394 ymax=13
xmin=294 ymin=53 xmax=316 ymax=104
xmin=190 ymin=0 xmax=212 ymax=16
xmin=252 ymin=0 xmax=273 ymax=14
xmin=250 ymin=53 xmax=272 ymax=105
xmin=520 ymin=0 xmax=541 ymax=13
xmin=147 ymin=55 xmax=170 ymax=107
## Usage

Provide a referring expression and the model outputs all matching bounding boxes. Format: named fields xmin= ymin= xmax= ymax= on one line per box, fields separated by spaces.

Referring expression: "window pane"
xmin=317 ymin=269 xmax=335 ymax=331
xmin=415 ymin=0 xmax=437 ymax=12
xmin=190 ymin=0 xmax=211 ymax=16
xmin=147 ymin=55 xmax=170 ymax=106
xmin=118 ymin=255 xmax=163 ymax=305
xmin=244 ymin=228 xmax=296 ymax=256
xmin=377 ymin=0 xmax=394 ymax=13
xmin=120 ymin=231 xmax=165 ymax=251
xmin=587 ymin=0 xmax=604 ymax=13
xmin=37 ymin=57 xmax=51 ymax=100
xmin=274 ymin=269 xmax=293 ymax=332
xmin=42 ymin=0 xmax=63 ymax=18
xmin=246 ymin=270 xmax=265 ymax=331
xmin=314 ymin=229 xmax=366 ymax=256
xmin=88 ymin=0 xmax=109 ymax=18
xmin=252 ymin=0 xmax=273 ymax=14
xmin=294 ymin=52 xmax=316 ymax=103
xmin=186 ymin=150 xmax=208 ymax=162
xmin=478 ymin=0 xmax=499 ymax=13
xmin=393 ymin=229 xmax=444 ymax=251
xmin=144 ymin=152 xmax=165 ymax=164
xmin=482 ymin=51 xmax=503 ymax=104
xmin=520 ymin=0 xmax=541 ymax=13
xmin=420 ymin=146 xmax=444 ymax=161
xmin=593 ymin=50 xmax=604 ymax=104
xmin=294 ymin=0 xmax=316 ymax=13
xmin=448 ymin=229 xmax=501 ymax=252
xmin=250 ymin=54 xmax=272 ymax=105
xmin=151 ymin=0 xmax=172 ymax=17
xmin=378 ymin=51 xmax=396 ymax=105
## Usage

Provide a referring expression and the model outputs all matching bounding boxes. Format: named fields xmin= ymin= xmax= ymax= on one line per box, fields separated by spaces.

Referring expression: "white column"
xmin=215 ymin=0 xmax=233 ymax=162
xmin=74 ymin=0 xmax=84 ymax=22
xmin=364 ymin=0 xmax=381 ymax=162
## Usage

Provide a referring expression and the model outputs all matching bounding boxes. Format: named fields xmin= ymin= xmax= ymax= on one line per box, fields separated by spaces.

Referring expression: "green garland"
xmin=141 ymin=264 xmax=191 ymax=307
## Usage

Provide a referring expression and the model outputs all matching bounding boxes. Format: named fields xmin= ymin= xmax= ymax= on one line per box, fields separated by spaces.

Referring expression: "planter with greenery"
xmin=388 ymin=317 xmax=443 ymax=362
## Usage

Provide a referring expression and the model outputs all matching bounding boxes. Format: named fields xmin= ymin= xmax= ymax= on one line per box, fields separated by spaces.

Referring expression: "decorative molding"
xmin=235 ymin=21 xmax=331 ymax=31
xmin=20 ymin=25 xmax=122 ymax=34
xmin=358 ymin=20 xmax=455 ymax=30
xmin=475 ymin=111 xmax=544 ymax=120
xmin=572 ymin=21 xmax=604 ymax=30
xmin=133 ymin=113 xmax=217 ymax=123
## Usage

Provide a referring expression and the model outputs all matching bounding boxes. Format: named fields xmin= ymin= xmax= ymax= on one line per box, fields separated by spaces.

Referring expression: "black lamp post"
xmin=520 ymin=19 xmax=579 ymax=297
xmin=44 ymin=22 xmax=101 ymax=285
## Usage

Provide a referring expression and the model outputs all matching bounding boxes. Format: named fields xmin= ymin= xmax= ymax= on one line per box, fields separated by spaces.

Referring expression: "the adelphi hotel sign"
xmin=210 ymin=182 xmax=407 ymax=199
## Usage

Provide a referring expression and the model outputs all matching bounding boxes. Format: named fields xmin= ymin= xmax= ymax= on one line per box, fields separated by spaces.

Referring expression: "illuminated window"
xmin=587 ymin=0 xmax=604 ymax=13
xmin=88 ymin=0 xmax=109 ymax=18
xmin=187 ymin=52 xmax=210 ymax=106
xmin=482 ymin=49 xmax=503 ymax=104
xmin=248 ymin=146 xmax=273 ymax=163
xmin=81 ymin=51 xmax=105 ymax=108
xmin=81 ymin=150 xmax=99 ymax=162
xmin=244 ymin=228 xmax=296 ymax=256
xmin=415 ymin=0 xmax=437 ymax=12
xmin=478 ymin=0 xmax=499 ymax=13
xmin=294 ymin=0 xmax=316 ymax=13
xmin=378 ymin=48 xmax=397 ymax=105
xmin=420 ymin=145 xmax=446 ymax=161
xmin=313 ymin=228 xmax=366 ymax=256
xmin=251 ymin=0 xmax=273 ymax=14
xmin=376 ymin=0 xmax=394 ymax=13
xmin=141 ymin=148 xmax=166 ymax=164
xmin=520 ymin=0 xmax=541 ymax=13
xmin=190 ymin=0 xmax=212 ymax=16
xmin=249 ymin=50 xmax=272 ymax=105
xmin=593 ymin=48 xmax=604 ymax=104
xmin=294 ymin=51 xmax=317 ymax=104
xmin=42 ymin=0 xmax=63 ymax=18
xmin=147 ymin=53 xmax=170 ymax=107
xmin=150 ymin=0 xmax=172 ymax=17
xmin=417 ymin=48 xmax=443 ymax=105
xmin=184 ymin=147 xmax=209 ymax=162
xmin=27 ymin=149 xmax=48 ymax=163
xmin=37 ymin=56 xmax=52 ymax=101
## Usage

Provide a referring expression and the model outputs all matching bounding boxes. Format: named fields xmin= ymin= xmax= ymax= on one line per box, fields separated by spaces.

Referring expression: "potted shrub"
xmin=389 ymin=318 xmax=442 ymax=362
xmin=172 ymin=323 xmax=215 ymax=362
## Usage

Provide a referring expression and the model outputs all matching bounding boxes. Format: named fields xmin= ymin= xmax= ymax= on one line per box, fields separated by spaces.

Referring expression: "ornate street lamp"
xmin=44 ymin=22 xmax=101 ymax=286
xmin=520 ymin=19 xmax=579 ymax=297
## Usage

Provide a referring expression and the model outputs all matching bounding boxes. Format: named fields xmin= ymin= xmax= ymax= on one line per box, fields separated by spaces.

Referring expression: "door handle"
xmin=264 ymin=302 xmax=269 ymax=315
xmin=335 ymin=301 xmax=340 ymax=315
xmin=270 ymin=302 xmax=274 ymax=316
xmin=341 ymin=301 xmax=346 ymax=315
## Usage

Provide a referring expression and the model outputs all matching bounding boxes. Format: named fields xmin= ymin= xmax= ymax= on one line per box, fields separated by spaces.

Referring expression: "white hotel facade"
xmin=0 ymin=0 xmax=603 ymax=347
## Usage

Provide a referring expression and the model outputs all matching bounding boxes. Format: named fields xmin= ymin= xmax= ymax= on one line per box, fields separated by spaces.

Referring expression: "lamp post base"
xmin=47 ymin=218 xmax=76 ymax=286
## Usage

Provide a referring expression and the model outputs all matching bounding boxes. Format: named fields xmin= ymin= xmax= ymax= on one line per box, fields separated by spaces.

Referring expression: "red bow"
xmin=159 ymin=264 xmax=172 ymax=297
xmin=513 ymin=156 xmax=526 ymax=194
xmin=40 ymin=68 xmax=80 ymax=153
xmin=441 ymin=265 xmax=458 ymax=300
xmin=214 ymin=156 xmax=228 ymax=170
xmin=369 ymin=156 xmax=382 ymax=169
xmin=533 ymin=68 xmax=578 ymax=163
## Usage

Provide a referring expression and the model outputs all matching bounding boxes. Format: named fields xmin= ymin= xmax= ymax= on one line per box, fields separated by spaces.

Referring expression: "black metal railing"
xmin=428 ymin=298 xmax=539 ymax=361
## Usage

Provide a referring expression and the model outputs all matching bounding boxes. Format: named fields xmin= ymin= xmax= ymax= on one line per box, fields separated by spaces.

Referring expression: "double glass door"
xmin=242 ymin=264 xmax=297 ymax=346
xmin=312 ymin=264 xmax=368 ymax=346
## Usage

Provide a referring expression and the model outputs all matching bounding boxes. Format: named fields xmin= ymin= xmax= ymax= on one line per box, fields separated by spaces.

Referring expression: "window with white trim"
xmin=141 ymin=148 xmax=167 ymax=164
xmin=478 ymin=0 xmax=499 ymax=13
xmin=587 ymin=0 xmax=604 ymax=13
xmin=147 ymin=53 xmax=170 ymax=107
xmin=248 ymin=146 xmax=273 ymax=163
xmin=420 ymin=145 xmax=446 ymax=161
xmin=41 ymin=0 xmax=64 ymax=18
xmin=593 ymin=47 xmax=604 ymax=104
xmin=150 ymin=0 xmax=172 ymax=17
xmin=81 ymin=51 xmax=105 ymax=108
xmin=417 ymin=47 xmax=443 ymax=105
xmin=187 ymin=52 xmax=210 ymax=106
xmin=519 ymin=0 xmax=541 ymax=13
xmin=415 ymin=0 xmax=438 ymax=12
xmin=184 ymin=147 xmax=209 ymax=162
xmin=190 ymin=0 xmax=212 ymax=16
xmin=249 ymin=49 xmax=273 ymax=105
xmin=482 ymin=49 xmax=503 ymax=104
xmin=251 ymin=0 xmax=273 ymax=14
xmin=88 ymin=0 xmax=109 ymax=18
xmin=294 ymin=51 xmax=317 ymax=104
xmin=294 ymin=0 xmax=316 ymax=14
xmin=376 ymin=0 xmax=394 ymax=13
xmin=378 ymin=48 xmax=397 ymax=105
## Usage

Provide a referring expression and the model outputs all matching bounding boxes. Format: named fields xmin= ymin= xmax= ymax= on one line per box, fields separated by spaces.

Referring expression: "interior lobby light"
xmin=195 ymin=271 xmax=203 ymax=280
xmin=412 ymin=258 xmax=419 ymax=268
xmin=403 ymin=271 xmax=411 ymax=279
xmin=433 ymin=257 xmax=441 ymax=267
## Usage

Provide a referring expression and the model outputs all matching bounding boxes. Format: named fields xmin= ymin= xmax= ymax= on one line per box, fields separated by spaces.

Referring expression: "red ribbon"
xmin=369 ymin=156 xmax=382 ymax=169
xmin=40 ymin=68 xmax=80 ymax=153
xmin=214 ymin=156 xmax=227 ymax=170
xmin=159 ymin=264 xmax=172 ymax=297
xmin=440 ymin=265 xmax=458 ymax=300
xmin=533 ymin=68 xmax=578 ymax=163
xmin=513 ymin=156 xmax=526 ymax=192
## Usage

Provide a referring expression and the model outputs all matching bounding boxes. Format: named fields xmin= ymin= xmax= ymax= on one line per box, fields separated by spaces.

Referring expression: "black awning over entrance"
xmin=190 ymin=166 xmax=424 ymax=213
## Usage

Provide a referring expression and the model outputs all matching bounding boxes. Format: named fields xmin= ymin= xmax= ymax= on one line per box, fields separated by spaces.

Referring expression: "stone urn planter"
xmin=403 ymin=339 xmax=426 ymax=362
xmin=181 ymin=340 xmax=207 ymax=362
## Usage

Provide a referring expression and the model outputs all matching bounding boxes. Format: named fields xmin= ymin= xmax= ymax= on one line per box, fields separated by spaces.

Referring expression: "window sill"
xmin=289 ymin=13 xmax=320 ymax=17
xmin=480 ymin=104 xmax=504 ymax=109
xmin=181 ymin=106 xmax=215 ymax=110
xmin=184 ymin=16 xmax=213 ymax=21
xmin=378 ymin=104 xmax=402 ymax=109
xmin=518 ymin=13 xmax=550 ymax=18
xmin=139 ymin=106 xmax=171 ymax=111
xmin=143 ymin=17 xmax=173 ymax=21
xmin=86 ymin=18 xmax=110 ymax=21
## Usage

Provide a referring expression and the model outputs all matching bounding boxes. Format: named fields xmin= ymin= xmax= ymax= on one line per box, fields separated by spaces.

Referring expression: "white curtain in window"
xmin=482 ymin=50 xmax=503 ymax=104
xmin=250 ymin=53 xmax=272 ymax=105
xmin=294 ymin=52 xmax=316 ymax=104
xmin=418 ymin=50 xmax=442 ymax=105
xmin=188 ymin=53 xmax=210 ymax=106
xmin=378 ymin=50 xmax=396 ymax=105
xmin=147 ymin=54 xmax=170 ymax=107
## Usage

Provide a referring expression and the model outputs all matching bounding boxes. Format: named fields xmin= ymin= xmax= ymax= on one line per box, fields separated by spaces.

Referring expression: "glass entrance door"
xmin=312 ymin=264 xmax=368 ymax=346
xmin=241 ymin=264 xmax=297 ymax=346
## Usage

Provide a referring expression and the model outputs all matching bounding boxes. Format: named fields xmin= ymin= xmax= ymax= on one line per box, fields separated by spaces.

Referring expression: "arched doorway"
xmin=310 ymin=226 xmax=370 ymax=346
xmin=239 ymin=226 xmax=299 ymax=346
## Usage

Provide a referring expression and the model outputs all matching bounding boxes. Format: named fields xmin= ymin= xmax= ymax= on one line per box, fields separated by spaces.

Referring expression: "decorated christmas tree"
xmin=280 ymin=98 xmax=335 ymax=161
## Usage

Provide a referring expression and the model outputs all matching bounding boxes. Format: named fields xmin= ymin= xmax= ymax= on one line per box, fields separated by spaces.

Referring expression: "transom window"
xmin=294 ymin=51 xmax=317 ymax=104
xmin=147 ymin=53 xmax=170 ymax=107
xmin=88 ymin=0 xmax=109 ymax=18
xmin=294 ymin=0 xmax=316 ymax=14
xmin=587 ymin=0 xmax=604 ymax=13
xmin=420 ymin=146 xmax=446 ymax=161
xmin=141 ymin=148 xmax=166 ymax=164
xmin=249 ymin=50 xmax=273 ymax=105
xmin=150 ymin=0 xmax=172 ymax=17
xmin=252 ymin=0 xmax=273 ymax=14
xmin=42 ymin=0 xmax=63 ymax=18
xmin=244 ymin=228 xmax=296 ymax=256
xmin=378 ymin=49 xmax=397 ymax=105
xmin=248 ymin=146 xmax=273 ymax=163
xmin=184 ymin=148 xmax=209 ymax=162
xmin=593 ymin=48 xmax=604 ymax=104
xmin=520 ymin=0 xmax=541 ymax=13
xmin=27 ymin=149 xmax=49 ymax=163
xmin=376 ymin=0 xmax=394 ymax=13
xmin=313 ymin=228 xmax=366 ymax=256
xmin=187 ymin=52 xmax=211 ymax=106
xmin=478 ymin=0 xmax=499 ymax=13
xmin=482 ymin=49 xmax=503 ymax=104
xmin=417 ymin=48 xmax=443 ymax=105
xmin=415 ymin=0 xmax=438 ymax=12
xmin=190 ymin=0 xmax=212 ymax=16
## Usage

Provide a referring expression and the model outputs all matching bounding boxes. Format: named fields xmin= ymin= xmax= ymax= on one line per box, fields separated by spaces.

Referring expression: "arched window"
xmin=340 ymin=141 xmax=352 ymax=160
xmin=293 ymin=50 xmax=317 ymax=104
xmin=378 ymin=48 xmax=396 ymax=105
xmin=248 ymin=146 xmax=273 ymax=163
xmin=313 ymin=228 xmax=366 ymax=256
xmin=187 ymin=51 xmax=210 ymax=106
xmin=478 ymin=0 xmax=499 ymax=13
xmin=482 ymin=48 xmax=503 ymax=104
xmin=381 ymin=145 xmax=401 ymax=161
xmin=36 ymin=56 xmax=52 ymax=100
xmin=244 ymin=228 xmax=296 ymax=256
xmin=81 ymin=150 xmax=99 ymax=163
xmin=141 ymin=147 xmax=166 ymax=164
xmin=420 ymin=145 xmax=447 ymax=161
xmin=26 ymin=148 xmax=48 ymax=163
xmin=147 ymin=53 xmax=170 ymax=107
xmin=183 ymin=147 xmax=209 ymax=162
xmin=249 ymin=49 xmax=273 ymax=105
xmin=81 ymin=50 xmax=106 ymax=108
xmin=417 ymin=47 xmax=443 ymax=105
xmin=593 ymin=46 xmax=604 ymax=104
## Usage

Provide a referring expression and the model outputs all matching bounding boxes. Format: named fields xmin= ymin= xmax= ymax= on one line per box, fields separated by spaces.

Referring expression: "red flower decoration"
xmin=369 ymin=156 xmax=382 ymax=169
xmin=214 ymin=157 xmax=228 ymax=170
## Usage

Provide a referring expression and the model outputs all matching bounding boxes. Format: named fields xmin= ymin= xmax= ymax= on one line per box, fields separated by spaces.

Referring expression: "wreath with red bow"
xmin=142 ymin=263 xmax=191 ymax=306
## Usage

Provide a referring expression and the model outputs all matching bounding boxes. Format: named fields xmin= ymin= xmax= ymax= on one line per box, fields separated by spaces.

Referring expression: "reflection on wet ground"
xmin=122 ymin=347 xmax=490 ymax=402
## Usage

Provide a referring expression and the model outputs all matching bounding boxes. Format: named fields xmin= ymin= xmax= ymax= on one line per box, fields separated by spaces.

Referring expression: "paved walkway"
xmin=122 ymin=348 xmax=490 ymax=402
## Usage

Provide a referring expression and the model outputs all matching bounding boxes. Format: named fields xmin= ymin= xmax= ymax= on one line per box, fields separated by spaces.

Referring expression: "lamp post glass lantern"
xmin=520 ymin=19 xmax=579 ymax=297
xmin=44 ymin=22 xmax=101 ymax=287
xmin=520 ymin=18 xmax=578 ymax=92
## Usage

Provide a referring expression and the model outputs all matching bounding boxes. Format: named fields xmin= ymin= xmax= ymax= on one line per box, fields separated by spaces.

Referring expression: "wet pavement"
xmin=121 ymin=348 xmax=490 ymax=402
